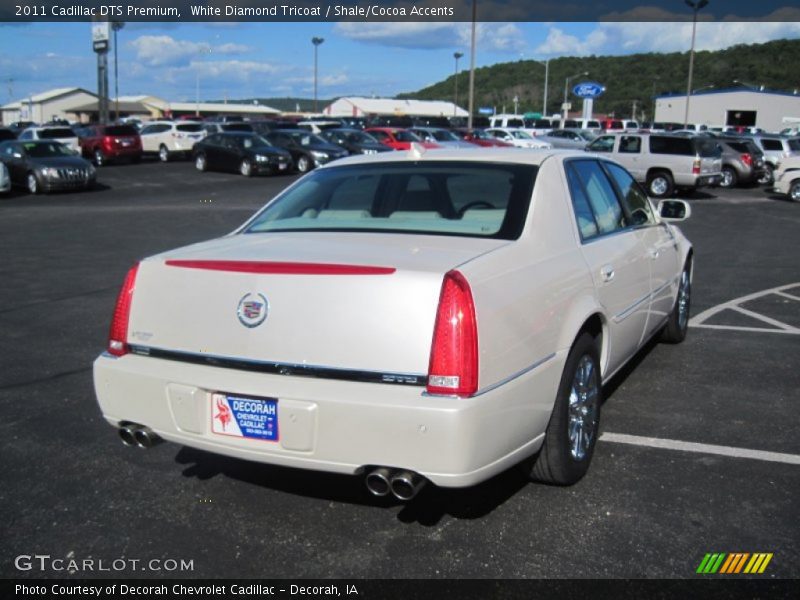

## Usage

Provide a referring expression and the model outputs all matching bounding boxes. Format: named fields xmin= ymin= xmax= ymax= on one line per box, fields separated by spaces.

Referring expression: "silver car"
xmin=408 ymin=127 xmax=475 ymax=149
xmin=539 ymin=129 xmax=597 ymax=150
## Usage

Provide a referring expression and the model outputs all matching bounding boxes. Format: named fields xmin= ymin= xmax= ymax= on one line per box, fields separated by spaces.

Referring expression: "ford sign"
xmin=572 ymin=82 xmax=606 ymax=99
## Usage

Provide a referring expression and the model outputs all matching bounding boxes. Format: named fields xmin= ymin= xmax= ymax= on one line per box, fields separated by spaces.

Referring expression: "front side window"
xmin=568 ymin=160 xmax=626 ymax=235
xmin=603 ymin=162 xmax=654 ymax=227
xmin=587 ymin=136 xmax=615 ymax=153
xmin=244 ymin=161 xmax=537 ymax=240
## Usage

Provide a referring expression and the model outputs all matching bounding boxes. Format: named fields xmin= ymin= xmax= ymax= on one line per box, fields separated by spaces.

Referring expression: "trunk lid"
xmin=127 ymin=232 xmax=507 ymax=376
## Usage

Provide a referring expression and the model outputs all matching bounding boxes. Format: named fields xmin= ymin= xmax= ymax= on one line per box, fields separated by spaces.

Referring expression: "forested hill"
xmin=398 ymin=38 xmax=800 ymax=120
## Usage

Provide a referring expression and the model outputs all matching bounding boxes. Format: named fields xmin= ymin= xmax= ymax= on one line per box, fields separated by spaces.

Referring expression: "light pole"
xmin=467 ymin=0 xmax=476 ymax=129
xmin=312 ymin=36 xmax=324 ymax=113
xmin=563 ymin=71 xmax=588 ymax=124
xmin=683 ymin=0 xmax=709 ymax=128
xmin=651 ymin=76 xmax=660 ymax=123
xmin=112 ymin=21 xmax=124 ymax=121
xmin=453 ymin=51 xmax=463 ymax=117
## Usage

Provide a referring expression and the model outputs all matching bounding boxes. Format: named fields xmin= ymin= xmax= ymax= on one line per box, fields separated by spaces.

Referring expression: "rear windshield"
xmin=244 ymin=161 xmax=537 ymax=240
xmin=39 ymin=128 xmax=75 ymax=139
xmin=222 ymin=123 xmax=254 ymax=132
xmin=176 ymin=123 xmax=204 ymax=132
xmin=105 ymin=125 xmax=138 ymax=136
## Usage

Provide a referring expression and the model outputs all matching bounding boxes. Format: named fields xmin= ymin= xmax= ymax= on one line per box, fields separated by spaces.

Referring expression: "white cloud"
xmin=129 ymin=35 xmax=251 ymax=68
xmin=535 ymin=21 xmax=800 ymax=57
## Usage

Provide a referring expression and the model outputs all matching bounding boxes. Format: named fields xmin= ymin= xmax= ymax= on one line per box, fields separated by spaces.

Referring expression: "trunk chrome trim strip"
xmin=164 ymin=260 xmax=396 ymax=276
xmin=128 ymin=345 xmax=425 ymax=387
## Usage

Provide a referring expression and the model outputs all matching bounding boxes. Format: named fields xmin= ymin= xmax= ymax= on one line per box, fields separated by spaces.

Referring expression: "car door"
xmin=139 ymin=124 xmax=160 ymax=153
xmin=617 ymin=135 xmax=644 ymax=180
xmin=219 ymin=136 xmax=242 ymax=171
xmin=602 ymin=161 xmax=680 ymax=336
xmin=565 ymin=158 xmax=652 ymax=374
xmin=2 ymin=143 xmax=27 ymax=183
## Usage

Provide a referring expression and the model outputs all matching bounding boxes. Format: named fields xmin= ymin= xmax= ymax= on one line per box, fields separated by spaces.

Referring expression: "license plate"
xmin=211 ymin=393 xmax=278 ymax=441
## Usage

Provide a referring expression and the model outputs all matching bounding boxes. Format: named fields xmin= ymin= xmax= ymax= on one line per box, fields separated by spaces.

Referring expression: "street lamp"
xmin=112 ymin=21 xmax=124 ymax=121
xmin=683 ymin=0 xmax=709 ymax=128
xmin=195 ymin=45 xmax=212 ymax=117
xmin=453 ymin=51 xmax=463 ymax=117
xmin=529 ymin=59 xmax=550 ymax=116
xmin=312 ymin=36 xmax=324 ymax=113
xmin=563 ymin=71 xmax=589 ymax=124
xmin=467 ymin=0 xmax=476 ymax=129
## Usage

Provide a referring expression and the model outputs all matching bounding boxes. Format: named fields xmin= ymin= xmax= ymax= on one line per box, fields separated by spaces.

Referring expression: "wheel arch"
xmin=557 ymin=302 xmax=609 ymax=380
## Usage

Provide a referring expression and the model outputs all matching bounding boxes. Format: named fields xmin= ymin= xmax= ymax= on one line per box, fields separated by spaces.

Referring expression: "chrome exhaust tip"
xmin=118 ymin=425 xmax=137 ymax=447
xmin=365 ymin=467 xmax=393 ymax=497
xmin=390 ymin=470 xmax=426 ymax=501
xmin=133 ymin=426 xmax=162 ymax=449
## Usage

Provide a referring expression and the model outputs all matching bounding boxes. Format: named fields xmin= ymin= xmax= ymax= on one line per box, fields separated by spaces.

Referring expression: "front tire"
xmin=528 ymin=333 xmax=602 ymax=486
xmin=758 ymin=164 xmax=774 ymax=185
xmin=661 ymin=259 xmax=692 ymax=344
xmin=93 ymin=149 xmax=105 ymax=167
xmin=158 ymin=145 xmax=170 ymax=163
xmin=27 ymin=172 xmax=41 ymax=195
xmin=647 ymin=171 xmax=674 ymax=198
xmin=296 ymin=155 xmax=311 ymax=173
xmin=195 ymin=154 xmax=207 ymax=172
xmin=239 ymin=159 xmax=252 ymax=177
xmin=789 ymin=180 xmax=800 ymax=202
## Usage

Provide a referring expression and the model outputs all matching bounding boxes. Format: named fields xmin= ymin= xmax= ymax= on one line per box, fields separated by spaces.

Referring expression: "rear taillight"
xmin=692 ymin=159 xmax=701 ymax=175
xmin=426 ymin=270 xmax=478 ymax=396
xmin=741 ymin=153 xmax=753 ymax=167
xmin=107 ymin=263 xmax=140 ymax=357
xmin=103 ymin=137 xmax=113 ymax=150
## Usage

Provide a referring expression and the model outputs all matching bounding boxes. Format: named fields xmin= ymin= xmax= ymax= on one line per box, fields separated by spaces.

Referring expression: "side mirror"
xmin=658 ymin=199 xmax=691 ymax=222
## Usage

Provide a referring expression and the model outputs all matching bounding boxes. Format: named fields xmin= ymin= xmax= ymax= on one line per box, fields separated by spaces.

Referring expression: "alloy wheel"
xmin=568 ymin=355 xmax=599 ymax=461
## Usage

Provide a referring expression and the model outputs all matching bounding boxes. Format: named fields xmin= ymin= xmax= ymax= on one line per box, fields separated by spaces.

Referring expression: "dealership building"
xmin=654 ymin=88 xmax=800 ymax=131
xmin=324 ymin=96 xmax=467 ymax=118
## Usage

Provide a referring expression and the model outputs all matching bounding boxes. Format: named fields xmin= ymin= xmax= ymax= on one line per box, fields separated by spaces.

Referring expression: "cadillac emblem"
xmin=237 ymin=293 xmax=269 ymax=328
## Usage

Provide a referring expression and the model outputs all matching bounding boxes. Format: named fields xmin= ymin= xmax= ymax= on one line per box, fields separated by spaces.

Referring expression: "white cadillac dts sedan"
xmin=94 ymin=146 xmax=693 ymax=501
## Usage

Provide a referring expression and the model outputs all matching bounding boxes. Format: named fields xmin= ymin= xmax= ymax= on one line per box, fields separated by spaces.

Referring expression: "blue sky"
xmin=1 ymin=20 xmax=799 ymax=104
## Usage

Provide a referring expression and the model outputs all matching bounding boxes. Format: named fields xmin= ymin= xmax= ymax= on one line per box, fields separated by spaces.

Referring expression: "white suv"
xmin=139 ymin=121 xmax=205 ymax=162
xmin=18 ymin=126 xmax=80 ymax=153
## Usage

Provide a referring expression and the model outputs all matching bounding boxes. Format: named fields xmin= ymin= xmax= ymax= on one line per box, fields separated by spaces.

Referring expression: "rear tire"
xmin=720 ymin=166 xmax=737 ymax=189
xmin=758 ymin=164 xmax=774 ymax=185
xmin=296 ymin=155 xmax=311 ymax=173
xmin=195 ymin=154 xmax=207 ymax=172
xmin=158 ymin=145 xmax=170 ymax=163
xmin=528 ymin=333 xmax=602 ymax=486
xmin=646 ymin=170 xmax=674 ymax=198
xmin=789 ymin=180 xmax=800 ymax=202
xmin=661 ymin=259 xmax=692 ymax=344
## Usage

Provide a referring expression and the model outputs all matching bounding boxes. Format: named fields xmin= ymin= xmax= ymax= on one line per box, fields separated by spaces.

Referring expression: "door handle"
xmin=649 ymin=248 xmax=660 ymax=260
xmin=600 ymin=265 xmax=615 ymax=282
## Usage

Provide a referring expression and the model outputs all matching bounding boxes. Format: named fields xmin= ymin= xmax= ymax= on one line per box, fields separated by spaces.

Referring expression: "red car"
xmin=452 ymin=128 xmax=513 ymax=148
xmin=364 ymin=127 xmax=440 ymax=151
xmin=79 ymin=124 xmax=142 ymax=166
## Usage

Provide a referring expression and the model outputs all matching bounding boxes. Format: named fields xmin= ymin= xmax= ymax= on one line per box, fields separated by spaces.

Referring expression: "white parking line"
xmin=600 ymin=432 xmax=800 ymax=465
xmin=690 ymin=282 xmax=800 ymax=334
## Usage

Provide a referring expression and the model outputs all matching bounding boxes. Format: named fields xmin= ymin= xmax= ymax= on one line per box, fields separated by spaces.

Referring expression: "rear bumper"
xmin=93 ymin=351 xmax=563 ymax=487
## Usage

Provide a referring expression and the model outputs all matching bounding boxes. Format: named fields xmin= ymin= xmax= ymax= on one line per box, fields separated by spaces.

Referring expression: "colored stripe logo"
xmin=696 ymin=553 xmax=773 ymax=574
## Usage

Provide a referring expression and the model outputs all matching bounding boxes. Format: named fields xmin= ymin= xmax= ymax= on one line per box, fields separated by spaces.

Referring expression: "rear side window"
xmin=565 ymin=164 xmax=599 ymax=240
xmin=569 ymin=160 xmax=627 ymax=234
xmin=619 ymin=136 xmax=641 ymax=154
xmin=786 ymin=139 xmax=800 ymax=152
xmin=649 ymin=136 xmax=693 ymax=156
xmin=760 ymin=139 xmax=782 ymax=151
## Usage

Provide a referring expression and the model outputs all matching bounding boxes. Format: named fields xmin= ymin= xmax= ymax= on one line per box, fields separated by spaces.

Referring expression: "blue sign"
xmin=572 ymin=82 xmax=606 ymax=99
xmin=478 ymin=107 xmax=494 ymax=115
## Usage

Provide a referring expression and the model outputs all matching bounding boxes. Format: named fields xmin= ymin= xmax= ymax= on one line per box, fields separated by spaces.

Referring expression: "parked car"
xmin=78 ymin=124 xmax=142 ymax=166
xmin=17 ymin=126 xmax=80 ymax=153
xmin=7 ymin=121 xmax=37 ymax=137
xmin=0 ymin=162 xmax=10 ymax=194
xmin=297 ymin=120 xmax=343 ymax=134
xmin=203 ymin=122 xmax=254 ymax=135
xmin=562 ymin=118 xmax=602 ymax=132
xmin=488 ymin=114 xmax=527 ymax=129
xmin=485 ymin=128 xmax=552 ymax=149
xmin=748 ymin=135 xmax=800 ymax=184
xmin=318 ymin=128 xmax=392 ymax=155
xmin=586 ymin=133 xmax=722 ymax=197
xmin=264 ymin=129 xmax=348 ymax=173
xmin=600 ymin=119 xmax=625 ymax=132
xmin=771 ymin=155 xmax=800 ymax=201
xmin=715 ymin=138 xmax=767 ymax=188
xmin=94 ymin=148 xmax=693 ymax=499
xmin=364 ymin=127 xmax=440 ymax=151
xmin=139 ymin=121 xmax=205 ymax=162
xmin=408 ymin=127 xmax=474 ymax=149
xmin=0 ymin=128 xmax=16 ymax=142
xmin=451 ymin=128 xmax=513 ymax=148
xmin=0 ymin=140 xmax=96 ymax=194
xmin=192 ymin=132 xmax=292 ymax=176
xmin=539 ymin=129 xmax=597 ymax=150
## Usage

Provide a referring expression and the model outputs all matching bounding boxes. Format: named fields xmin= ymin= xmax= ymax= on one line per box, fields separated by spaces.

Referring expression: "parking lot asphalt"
xmin=0 ymin=160 xmax=797 ymax=580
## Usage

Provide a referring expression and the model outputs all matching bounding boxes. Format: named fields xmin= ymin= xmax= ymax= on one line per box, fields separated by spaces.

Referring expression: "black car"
xmin=319 ymin=128 xmax=393 ymax=156
xmin=191 ymin=132 xmax=292 ymax=177
xmin=203 ymin=122 xmax=254 ymax=135
xmin=7 ymin=121 xmax=37 ymax=137
xmin=0 ymin=128 xmax=16 ymax=142
xmin=264 ymin=129 xmax=349 ymax=173
xmin=0 ymin=140 xmax=96 ymax=194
